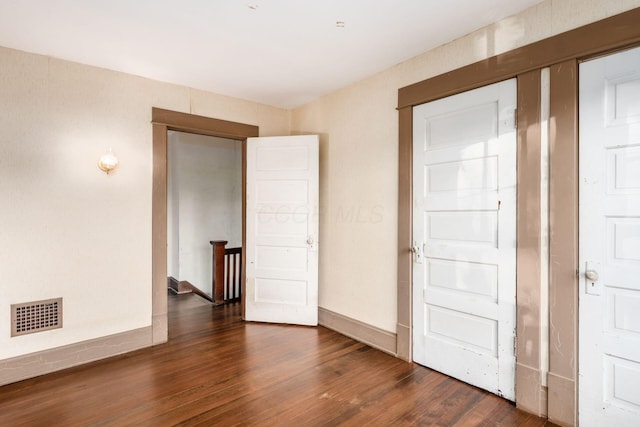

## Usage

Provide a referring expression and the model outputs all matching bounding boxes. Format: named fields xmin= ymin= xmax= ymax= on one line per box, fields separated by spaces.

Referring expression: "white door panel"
xmin=579 ymin=46 xmax=640 ymax=427
xmin=426 ymin=258 xmax=498 ymax=300
xmin=413 ymin=79 xmax=517 ymax=400
xmin=246 ymin=135 xmax=319 ymax=326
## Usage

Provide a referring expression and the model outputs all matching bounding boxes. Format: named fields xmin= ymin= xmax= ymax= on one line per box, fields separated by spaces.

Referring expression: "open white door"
xmin=412 ymin=79 xmax=517 ymax=400
xmin=579 ymin=46 xmax=640 ymax=426
xmin=245 ymin=135 xmax=319 ymax=325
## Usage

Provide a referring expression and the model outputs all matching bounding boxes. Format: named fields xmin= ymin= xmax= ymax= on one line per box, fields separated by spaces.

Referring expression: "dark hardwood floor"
xmin=0 ymin=293 xmax=555 ymax=426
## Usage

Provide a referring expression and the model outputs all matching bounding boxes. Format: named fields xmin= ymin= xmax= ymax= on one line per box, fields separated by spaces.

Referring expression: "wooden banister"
xmin=210 ymin=240 xmax=228 ymax=304
xmin=210 ymin=240 xmax=242 ymax=304
xmin=169 ymin=241 xmax=241 ymax=305
xmin=224 ymin=247 xmax=242 ymax=302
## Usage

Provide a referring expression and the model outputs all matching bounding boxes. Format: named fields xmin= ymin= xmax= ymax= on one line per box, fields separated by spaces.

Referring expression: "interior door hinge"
xmin=514 ymin=108 xmax=518 ymax=128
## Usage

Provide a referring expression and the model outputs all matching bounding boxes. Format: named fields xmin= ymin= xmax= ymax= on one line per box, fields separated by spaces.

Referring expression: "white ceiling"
xmin=0 ymin=0 xmax=544 ymax=109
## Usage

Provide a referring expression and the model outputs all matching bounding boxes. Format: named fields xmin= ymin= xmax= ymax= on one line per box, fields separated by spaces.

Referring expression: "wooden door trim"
xmin=515 ymin=69 xmax=546 ymax=417
xmin=398 ymin=8 xmax=640 ymax=109
xmin=397 ymin=7 xmax=640 ymax=426
xmin=547 ymin=59 xmax=579 ymax=425
xmin=151 ymin=108 xmax=258 ymax=344
xmin=396 ymin=105 xmax=412 ymax=362
xmin=152 ymin=108 xmax=258 ymax=139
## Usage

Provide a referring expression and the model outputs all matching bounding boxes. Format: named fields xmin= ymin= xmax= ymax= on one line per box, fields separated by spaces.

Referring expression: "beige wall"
xmin=0 ymin=46 xmax=289 ymax=360
xmin=291 ymin=0 xmax=640 ymax=333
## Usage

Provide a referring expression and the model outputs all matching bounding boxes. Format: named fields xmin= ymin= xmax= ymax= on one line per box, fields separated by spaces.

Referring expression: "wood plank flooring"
xmin=0 ymin=293 xmax=556 ymax=426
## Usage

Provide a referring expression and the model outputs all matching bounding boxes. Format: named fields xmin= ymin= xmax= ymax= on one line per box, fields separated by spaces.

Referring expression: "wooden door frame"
xmin=151 ymin=108 xmax=258 ymax=345
xmin=397 ymin=8 xmax=640 ymax=426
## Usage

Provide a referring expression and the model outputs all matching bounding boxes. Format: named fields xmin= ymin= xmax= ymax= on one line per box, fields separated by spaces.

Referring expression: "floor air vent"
xmin=11 ymin=298 xmax=63 ymax=337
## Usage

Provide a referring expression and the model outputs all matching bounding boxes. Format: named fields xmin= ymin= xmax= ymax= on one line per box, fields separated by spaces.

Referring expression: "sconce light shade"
xmin=98 ymin=149 xmax=119 ymax=174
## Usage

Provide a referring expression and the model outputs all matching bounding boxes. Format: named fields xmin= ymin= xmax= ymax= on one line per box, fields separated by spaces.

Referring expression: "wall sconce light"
xmin=98 ymin=148 xmax=119 ymax=174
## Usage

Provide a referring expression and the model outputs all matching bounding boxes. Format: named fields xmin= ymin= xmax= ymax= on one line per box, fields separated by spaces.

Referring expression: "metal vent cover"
xmin=11 ymin=298 xmax=63 ymax=337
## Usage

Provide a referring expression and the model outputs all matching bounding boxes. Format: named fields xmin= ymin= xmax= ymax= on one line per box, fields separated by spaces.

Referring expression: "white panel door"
xmin=579 ymin=46 xmax=640 ymax=427
xmin=412 ymin=79 xmax=517 ymax=400
xmin=245 ymin=135 xmax=319 ymax=326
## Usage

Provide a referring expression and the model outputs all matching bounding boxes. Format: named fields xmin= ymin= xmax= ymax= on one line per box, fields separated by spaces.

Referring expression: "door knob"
xmin=585 ymin=261 xmax=601 ymax=296
xmin=307 ymin=235 xmax=316 ymax=251
xmin=585 ymin=270 xmax=599 ymax=281
xmin=412 ymin=241 xmax=424 ymax=264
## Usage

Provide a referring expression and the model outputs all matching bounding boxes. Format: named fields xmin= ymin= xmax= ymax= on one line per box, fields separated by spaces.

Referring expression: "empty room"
xmin=1 ymin=1 xmax=640 ymax=426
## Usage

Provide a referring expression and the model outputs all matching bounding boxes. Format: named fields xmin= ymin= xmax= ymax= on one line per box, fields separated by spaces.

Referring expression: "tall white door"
xmin=412 ymin=79 xmax=517 ymax=400
xmin=579 ymin=46 xmax=640 ymax=426
xmin=245 ymin=135 xmax=319 ymax=326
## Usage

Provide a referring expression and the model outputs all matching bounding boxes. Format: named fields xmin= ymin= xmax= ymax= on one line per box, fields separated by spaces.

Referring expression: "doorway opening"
xmin=166 ymin=131 xmax=243 ymax=304
xmin=151 ymin=108 xmax=259 ymax=345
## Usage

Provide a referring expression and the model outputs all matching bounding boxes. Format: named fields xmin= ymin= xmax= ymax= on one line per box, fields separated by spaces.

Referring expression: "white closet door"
xmin=412 ymin=79 xmax=517 ymax=400
xmin=579 ymin=46 xmax=640 ymax=427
